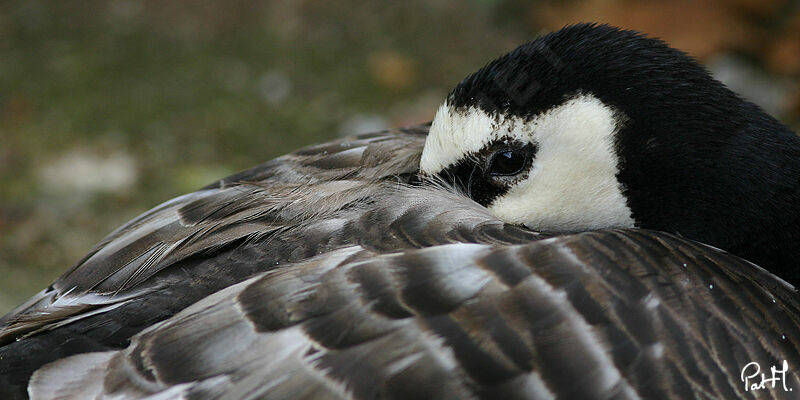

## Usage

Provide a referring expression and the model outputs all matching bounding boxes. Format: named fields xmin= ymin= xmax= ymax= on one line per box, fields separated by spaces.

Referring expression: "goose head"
xmin=420 ymin=23 xmax=800 ymax=285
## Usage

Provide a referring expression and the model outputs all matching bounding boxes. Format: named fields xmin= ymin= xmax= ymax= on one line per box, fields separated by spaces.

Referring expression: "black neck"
xmin=617 ymin=99 xmax=800 ymax=287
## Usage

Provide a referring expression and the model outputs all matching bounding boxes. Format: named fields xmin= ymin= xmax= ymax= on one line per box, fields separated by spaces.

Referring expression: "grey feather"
xmin=3 ymin=125 xmax=799 ymax=400
xmin=27 ymin=229 xmax=800 ymax=400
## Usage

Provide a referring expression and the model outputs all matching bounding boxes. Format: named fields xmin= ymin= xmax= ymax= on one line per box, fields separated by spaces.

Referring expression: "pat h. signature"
xmin=741 ymin=360 xmax=792 ymax=392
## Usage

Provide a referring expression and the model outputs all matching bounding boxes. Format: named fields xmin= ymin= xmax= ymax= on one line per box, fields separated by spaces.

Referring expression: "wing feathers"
xmin=7 ymin=127 xmax=800 ymax=399
xmin=27 ymin=232 xmax=800 ymax=399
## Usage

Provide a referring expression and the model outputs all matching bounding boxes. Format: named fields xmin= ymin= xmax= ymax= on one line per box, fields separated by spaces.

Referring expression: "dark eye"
xmin=487 ymin=149 xmax=528 ymax=176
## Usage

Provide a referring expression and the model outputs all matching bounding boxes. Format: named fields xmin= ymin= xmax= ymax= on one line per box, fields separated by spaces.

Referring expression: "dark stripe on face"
xmin=437 ymin=139 xmax=537 ymax=207
xmin=439 ymin=159 xmax=510 ymax=207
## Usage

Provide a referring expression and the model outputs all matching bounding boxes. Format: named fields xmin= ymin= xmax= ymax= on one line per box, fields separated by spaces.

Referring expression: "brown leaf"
xmin=530 ymin=0 xmax=758 ymax=59
xmin=368 ymin=51 xmax=417 ymax=90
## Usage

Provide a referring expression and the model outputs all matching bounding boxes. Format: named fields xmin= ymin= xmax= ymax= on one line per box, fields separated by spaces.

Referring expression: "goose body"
xmin=2 ymin=24 xmax=800 ymax=399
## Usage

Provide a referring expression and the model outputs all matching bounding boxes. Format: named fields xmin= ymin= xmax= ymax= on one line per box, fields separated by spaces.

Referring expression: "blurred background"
xmin=1 ymin=0 xmax=799 ymax=314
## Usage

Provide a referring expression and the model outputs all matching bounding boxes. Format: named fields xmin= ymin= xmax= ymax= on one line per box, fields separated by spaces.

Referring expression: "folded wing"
xmin=29 ymin=228 xmax=800 ymax=400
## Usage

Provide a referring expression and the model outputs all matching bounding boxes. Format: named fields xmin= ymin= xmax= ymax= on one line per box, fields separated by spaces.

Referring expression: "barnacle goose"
xmin=1 ymin=23 xmax=799 ymax=400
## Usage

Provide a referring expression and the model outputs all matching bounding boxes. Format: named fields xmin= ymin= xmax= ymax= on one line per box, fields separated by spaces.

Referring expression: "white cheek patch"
xmin=421 ymin=94 xmax=635 ymax=232
xmin=490 ymin=95 xmax=634 ymax=231
xmin=420 ymin=103 xmax=536 ymax=174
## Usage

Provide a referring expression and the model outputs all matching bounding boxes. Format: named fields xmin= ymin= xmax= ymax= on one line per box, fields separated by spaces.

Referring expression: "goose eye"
xmin=487 ymin=149 xmax=528 ymax=176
